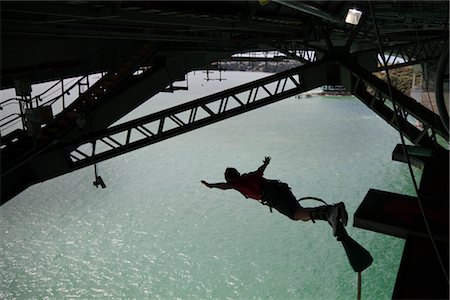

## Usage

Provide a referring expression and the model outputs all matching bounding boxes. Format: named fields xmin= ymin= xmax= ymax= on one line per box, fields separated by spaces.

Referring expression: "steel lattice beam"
xmin=279 ymin=42 xmax=321 ymax=64
xmin=340 ymin=60 xmax=448 ymax=149
xmin=1 ymin=60 xmax=330 ymax=205
xmin=284 ymin=50 xmax=318 ymax=64
xmin=65 ymin=61 xmax=329 ymax=169
xmin=353 ymin=37 xmax=448 ymax=71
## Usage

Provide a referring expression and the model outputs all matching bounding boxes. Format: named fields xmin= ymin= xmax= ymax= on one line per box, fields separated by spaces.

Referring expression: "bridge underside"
xmin=1 ymin=1 xmax=449 ymax=298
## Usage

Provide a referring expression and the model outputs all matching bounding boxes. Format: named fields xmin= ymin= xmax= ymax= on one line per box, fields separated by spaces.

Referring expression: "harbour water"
xmin=1 ymin=71 xmax=418 ymax=299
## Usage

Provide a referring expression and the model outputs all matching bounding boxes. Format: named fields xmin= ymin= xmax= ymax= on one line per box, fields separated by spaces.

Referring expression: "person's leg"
xmin=292 ymin=208 xmax=313 ymax=221
xmin=262 ymin=180 xmax=348 ymax=231
xmin=262 ymin=180 xmax=303 ymax=220
xmin=293 ymin=203 xmax=348 ymax=236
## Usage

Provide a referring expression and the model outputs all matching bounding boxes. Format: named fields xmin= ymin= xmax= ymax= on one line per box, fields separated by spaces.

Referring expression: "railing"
xmin=0 ymin=113 xmax=22 ymax=132
xmin=0 ymin=41 xmax=135 ymax=136
xmin=0 ymin=74 xmax=102 ymax=135
xmin=341 ymin=60 xmax=448 ymax=150
xmin=0 ymin=42 xmax=155 ymax=137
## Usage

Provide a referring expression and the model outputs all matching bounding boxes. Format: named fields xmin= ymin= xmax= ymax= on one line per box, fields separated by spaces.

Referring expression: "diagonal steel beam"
xmin=65 ymin=60 xmax=330 ymax=169
xmin=340 ymin=60 xmax=448 ymax=149
xmin=0 ymin=60 xmax=330 ymax=205
xmin=352 ymin=37 xmax=448 ymax=71
xmin=272 ymin=0 xmax=344 ymax=25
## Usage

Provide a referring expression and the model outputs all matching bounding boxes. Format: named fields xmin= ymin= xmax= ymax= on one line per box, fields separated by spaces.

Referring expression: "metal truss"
xmin=354 ymin=37 xmax=448 ymax=71
xmin=341 ymin=60 xmax=448 ymax=149
xmin=66 ymin=61 xmax=328 ymax=169
xmin=278 ymin=42 xmax=321 ymax=64
xmin=289 ymin=50 xmax=318 ymax=64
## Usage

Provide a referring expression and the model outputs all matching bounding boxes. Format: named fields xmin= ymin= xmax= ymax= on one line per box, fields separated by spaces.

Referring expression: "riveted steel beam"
xmin=273 ymin=0 xmax=344 ymax=25
xmin=340 ymin=60 xmax=448 ymax=149
xmin=353 ymin=37 xmax=448 ymax=71
xmin=65 ymin=60 xmax=329 ymax=169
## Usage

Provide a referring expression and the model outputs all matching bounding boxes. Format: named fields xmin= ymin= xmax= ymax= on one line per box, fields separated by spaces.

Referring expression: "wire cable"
xmin=369 ymin=1 xmax=449 ymax=284
xmin=298 ymin=196 xmax=367 ymax=299
xmin=411 ymin=1 xmax=447 ymax=134
xmin=435 ymin=44 xmax=449 ymax=133
xmin=357 ymin=272 xmax=362 ymax=300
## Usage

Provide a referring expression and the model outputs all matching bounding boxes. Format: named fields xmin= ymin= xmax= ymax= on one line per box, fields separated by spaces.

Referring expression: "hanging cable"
xmin=369 ymin=1 xmax=449 ymax=284
xmin=297 ymin=196 xmax=369 ymax=299
xmin=357 ymin=272 xmax=362 ymax=300
xmin=413 ymin=40 xmax=439 ymax=118
xmin=435 ymin=43 xmax=449 ymax=133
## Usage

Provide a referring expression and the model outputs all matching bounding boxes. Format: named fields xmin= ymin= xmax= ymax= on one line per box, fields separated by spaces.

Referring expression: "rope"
xmin=297 ymin=196 xmax=328 ymax=205
xmin=299 ymin=196 xmax=365 ymax=300
xmin=369 ymin=1 xmax=449 ymax=284
xmin=297 ymin=196 xmax=368 ymax=300
xmin=357 ymin=272 xmax=362 ymax=300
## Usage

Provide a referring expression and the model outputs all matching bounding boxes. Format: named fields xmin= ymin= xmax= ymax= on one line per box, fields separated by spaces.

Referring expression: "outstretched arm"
xmin=201 ymin=180 xmax=233 ymax=190
xmin=256 ymin=156 xmax=271 ymax=174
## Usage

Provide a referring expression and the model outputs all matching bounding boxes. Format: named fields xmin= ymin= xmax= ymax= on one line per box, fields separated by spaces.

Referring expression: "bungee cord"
xmin=369 ymin=0 xmax=449 ymax=284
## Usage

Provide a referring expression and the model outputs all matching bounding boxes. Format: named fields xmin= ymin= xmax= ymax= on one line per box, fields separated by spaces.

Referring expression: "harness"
xmin=259 ymin=199 xmax=273 ymax=213
xmin=260 ymin=196 xmax=328 ymax=213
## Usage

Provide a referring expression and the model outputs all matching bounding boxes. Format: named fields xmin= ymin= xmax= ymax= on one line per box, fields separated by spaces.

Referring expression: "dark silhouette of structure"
xmin=1 ymin=1 xmax=448 ymax=298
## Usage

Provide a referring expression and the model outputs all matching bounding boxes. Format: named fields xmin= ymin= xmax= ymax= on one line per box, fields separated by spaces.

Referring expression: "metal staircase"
xmin=40 ymin=43 xmax=156 ymax=139
xmin=1 ymin=43 xmax=157 ymax=161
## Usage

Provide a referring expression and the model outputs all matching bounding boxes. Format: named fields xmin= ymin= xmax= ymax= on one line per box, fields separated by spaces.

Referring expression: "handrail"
xmin=0 ymin=75 xmax=87 ymax=108
xmin=1 ymin=42 xmax=154 ymax=136
xmin=0 ymin=113 xmax=20 ymax=123
xmin=0 ymin=76 xmax=69 ymax=109
xmin=41 ymin=75 xmax=88 ymax=106
xmin=0 ymin=73 xmax=99 ymax=134
xmin=0 ymin=97 xmax=31 ymax=109
xmin=0 ymin=41 xmax=121 ymax=133
xmin=0 ymin=114 xmax=21 ymax=129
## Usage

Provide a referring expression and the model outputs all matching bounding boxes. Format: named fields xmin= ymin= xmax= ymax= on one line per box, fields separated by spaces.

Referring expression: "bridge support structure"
xmin=1 ymin=59 xmax=330 ymax=204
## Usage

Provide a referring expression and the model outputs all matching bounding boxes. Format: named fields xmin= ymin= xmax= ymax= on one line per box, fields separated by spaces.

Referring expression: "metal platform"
xmin=354 ymin=189 xmax=448 ymax=242
xmin=354 ymin=142 xmax=449 ymax=299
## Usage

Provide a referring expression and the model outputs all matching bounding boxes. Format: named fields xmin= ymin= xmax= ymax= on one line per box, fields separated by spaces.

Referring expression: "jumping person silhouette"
xmin=202 ymin=156 xmax=373 ymax=272
xmin=201 ymin=156 xmax=348 ymax=237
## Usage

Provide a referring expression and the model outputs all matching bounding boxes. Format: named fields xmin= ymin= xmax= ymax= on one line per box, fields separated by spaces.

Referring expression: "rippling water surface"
xmin=1 ymin=71 xmax=417 ymax=299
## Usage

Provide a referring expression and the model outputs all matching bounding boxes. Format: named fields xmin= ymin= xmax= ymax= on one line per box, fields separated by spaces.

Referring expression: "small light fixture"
xmin=345 ymin=8 xmax=362 ymax=25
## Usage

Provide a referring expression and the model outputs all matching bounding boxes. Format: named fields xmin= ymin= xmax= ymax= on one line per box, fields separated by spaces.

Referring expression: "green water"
xmin=1 ymin=71 xmax=416 ymax=299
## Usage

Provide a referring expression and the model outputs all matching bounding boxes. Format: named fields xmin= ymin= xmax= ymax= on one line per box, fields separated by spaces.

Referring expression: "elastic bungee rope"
xmin=357 ymin=272 xmax=362 ymax=300
xmin=297 ymin=196 xmax=329 ymax=206
xmin=299 ymin=196 xmax=363 ymax=300
xmin=266 ymin=195 xmax=365 ymax=299
xmin=369 ymin=0 xmax=449 ymax=284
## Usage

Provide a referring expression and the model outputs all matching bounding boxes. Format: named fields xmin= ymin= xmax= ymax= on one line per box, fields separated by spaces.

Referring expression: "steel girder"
xmin=0 ymin=51 xmax=230 ymax=204
xmin=353 ymin=37 xmax=448 ymax=71
xmin=282 ymin=49 xmax=318 ymax=64
xmin=0 ymin=60 xmax=329 ymax=205
xmin=3 ymin=55 xmax=448 ymax=204
xmin=340 ymin=60 xmax=448 ymax=149
xmin=65 ymin=61 xmax=328 ymax=170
